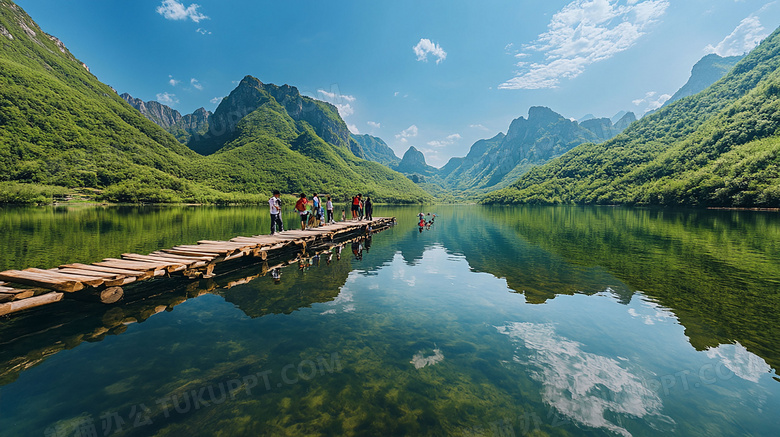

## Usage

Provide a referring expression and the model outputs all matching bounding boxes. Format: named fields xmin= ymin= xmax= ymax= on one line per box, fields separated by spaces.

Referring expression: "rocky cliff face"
xmin=120 ymin=93 xmax=182 ymax=129
xmin=350 ymin=134 xmax=399 ymax=167
xmin=120 ymin=93 xmax=211 ymax=142
xmin=664 ymin=53 xmax=744 ymax=107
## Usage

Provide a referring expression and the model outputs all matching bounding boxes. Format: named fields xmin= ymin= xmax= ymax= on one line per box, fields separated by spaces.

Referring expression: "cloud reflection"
xmin=496 ymin=322 xmax=674 ymax=437
xmin=705 ymin=342 xmax=771 ymax=383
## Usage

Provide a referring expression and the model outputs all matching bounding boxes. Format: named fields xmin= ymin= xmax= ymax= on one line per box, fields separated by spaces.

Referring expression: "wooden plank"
xmin=98 ymin=258 xmax=180 ymax=270
xmin=56 ymin=268 xmax=121 ymax=279
xmin=0 ymin=270 xmax=83 ymax=292
xmin=123 ymin=254 xmax=208 ymax=268
xmin=162 ymin=248 xmax=222 ymax=258
xmin=173 ymin=245 xmax=233 ymax=255
xmin=0 ymin=290 xmax=34 ymax=301
xmin=48 ymin=269 xmax=133 ymax=287
xmin=103 ymin=258 xmax=183 ymax=270
xmin=149 ymin=251 xmax=214 ymax=261
xmin=0 ymin=292 xmax=64 ymax=316
xmin=25 ymin=268 xmax=106 ymax=288
xmin=59 ymin=263 xmax=151 ymax=279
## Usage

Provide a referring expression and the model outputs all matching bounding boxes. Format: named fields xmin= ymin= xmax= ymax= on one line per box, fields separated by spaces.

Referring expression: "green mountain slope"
xmin=440 ymin=107 xmax=635 ymax=196
xmin=485 ymin=26 xmax=780 ymax=207
xmin=0 ymin=1 xmax=429 ymax=204
xmin=182 ymin=76 xmax=431 ymax=203
xmin=350 ymin=134 xmax=400 ymax=167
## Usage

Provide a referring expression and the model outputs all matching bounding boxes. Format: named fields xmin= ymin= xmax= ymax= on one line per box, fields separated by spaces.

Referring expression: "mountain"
xmin=120 ymin=93 xmax=211 ymax=143
xmin=439 ymin=107 xmax=635 ymax=195
xmin=0 ymin=0 xmax=208 ymax=202
xmin=0 ymin=0 xmax=431 ymax=204
xmin=178 ymin=75 xmax=431 ymax=202
xmin=394 ymin=146 xmax=437 ymax=175
xmin=350 ymin=134 xmax=399 ymax=167
xmin=665 ymin=53 xmax=744 ymax=107
xmin=484 ymin=26 xmax=780 ymax=207
xmin=120 ymin=93 xmax=182 ymax=129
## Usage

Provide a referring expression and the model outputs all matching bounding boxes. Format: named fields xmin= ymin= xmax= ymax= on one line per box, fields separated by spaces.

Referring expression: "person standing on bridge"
xmin=364 ymin=196 xmax=373 ymax=221
xmin=351 ymin=194 xmax=361 ymax=220
xmin=326 ymin=195 xmax=334 ymax=224
xmin=295 ymin=193 xmax=309 ymax=231
xmin=269 ymin=190 xmax=283 ymax=234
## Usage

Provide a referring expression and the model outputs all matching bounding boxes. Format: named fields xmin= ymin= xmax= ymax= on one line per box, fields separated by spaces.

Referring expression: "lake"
xmin=0 ymin=204 xmax=778 ymax=436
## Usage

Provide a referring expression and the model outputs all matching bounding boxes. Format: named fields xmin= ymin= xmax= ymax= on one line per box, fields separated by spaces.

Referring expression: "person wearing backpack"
xmin=295 ymin=193 xmax=309 ymax=230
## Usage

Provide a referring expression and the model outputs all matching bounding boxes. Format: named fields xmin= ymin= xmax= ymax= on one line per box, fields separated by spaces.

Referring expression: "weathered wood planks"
xmin=0 ymin=217 xmax=395 ymax=316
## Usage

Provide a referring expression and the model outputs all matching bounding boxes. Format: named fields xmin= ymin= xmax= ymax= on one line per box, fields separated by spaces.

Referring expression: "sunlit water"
xmin=0 ymin=204 xmax=778 ymax=436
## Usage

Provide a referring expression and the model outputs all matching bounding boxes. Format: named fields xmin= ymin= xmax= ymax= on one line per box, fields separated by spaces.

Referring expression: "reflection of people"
xmin=336 ymin=245 xmax=342 ymax=260
xmin=295 ymin=193 xmax=309 ymax=230
xmin=364 ymin=236 xmax=372 ymax=252
xmin=327 ymin=252 xmax=333 ymax=265
xmin=271 ymin=268 xmax=281 ymax=284
xmin=351 ymin=241 xmax=363 ymax=260
xmin=269 ymin=190 xmax=283 ymax=234
xmin=364 ymin=196 xmax=373 ymax=221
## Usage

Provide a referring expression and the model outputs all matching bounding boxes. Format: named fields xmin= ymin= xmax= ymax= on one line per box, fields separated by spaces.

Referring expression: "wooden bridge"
xmin=0 ymin=217 xmax=395 ymax=317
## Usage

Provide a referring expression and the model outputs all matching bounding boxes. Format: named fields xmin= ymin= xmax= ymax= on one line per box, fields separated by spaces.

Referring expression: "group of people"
xmin=350 ymin=194 xmax=373 ymax=221
xmin=418 ymin=212 xmax=436 ymax=232
xmin=268 ymin=191 xmax=376 ymax=234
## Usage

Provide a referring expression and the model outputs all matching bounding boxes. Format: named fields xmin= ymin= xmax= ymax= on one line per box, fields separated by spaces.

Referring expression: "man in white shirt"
xmin=269 ymin=190 xmax=283 ymax=234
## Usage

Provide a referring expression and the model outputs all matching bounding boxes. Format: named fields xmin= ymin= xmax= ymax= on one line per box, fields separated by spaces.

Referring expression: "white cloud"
xmin=316 ymin=88 xmax=356 ymax=119
xmin=210 ymin=96 xmax=223 ymax=104
xmin=497 ymin=322 xmax=673 ymax=437
xmin=168 ymin=75 xmax=179 ymax=86
xmin=395 ymin=125 xmax=418 ymax=144
xmin=156 ymin=0 xmax=209 ymax=23
xmin=427 ymin=133 xmax=461 ymax=148
xmin=706 ymin=15 xmax=768 ymax=57
xmin=190 ymin=78 xmax=203 ymax=90
xmin=367 ymin=121 xmax=381 ymax=129
xmin=196 ymin=28 xmax=211 ymax=35
xmin=633 ymin=90 xmax=671 ymax=111
xmin=413 ymin=38 xmax=447 ymax=64
xmin=470 ymin=124 xmax=490 ymax=131
xmin=347 ymin=123 xmax=360 ymax=134
xmin=500 ymin=0 xmax=669 ymax=89
xmin=155 ymin=92 xmax=179 ymax=106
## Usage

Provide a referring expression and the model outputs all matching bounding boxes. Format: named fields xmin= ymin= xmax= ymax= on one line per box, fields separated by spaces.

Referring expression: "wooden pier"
xmin=0 ymin=217 xmax=395 ymax=317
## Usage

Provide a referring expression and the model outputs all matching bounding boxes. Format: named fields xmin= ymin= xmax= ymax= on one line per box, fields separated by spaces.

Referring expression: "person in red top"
xmin=295 ymin=193 xmax=309 ymax=230
xmin=351 ymin=194 xmax=361 ymax=220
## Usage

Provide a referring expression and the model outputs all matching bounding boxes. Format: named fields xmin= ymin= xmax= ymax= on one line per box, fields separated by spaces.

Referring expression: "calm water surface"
xmin=0 ymin=204 xmax=778 ymax=436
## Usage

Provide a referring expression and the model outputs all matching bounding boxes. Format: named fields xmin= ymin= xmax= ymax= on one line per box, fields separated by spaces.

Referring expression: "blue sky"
xmin=14 ymin=0 xmax=780 ymax=166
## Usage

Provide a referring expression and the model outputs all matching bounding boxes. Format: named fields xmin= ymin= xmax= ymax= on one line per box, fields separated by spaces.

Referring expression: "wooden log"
xmin=0 ymin=270 xmax=83 ymax=292
xmin=162 ymin=248 xmax=222 ymax=258
xmin=173 ymin=245 xmax=233 ymax=255
xmin=0 ymin=292 xmax=64 ymax=316
xmin=59 ymin=263 xmax=152 ymax=280
xmin=23 ymin=268 xmax=106 ymax=288
xmin=103 ymin=258 xmax=184 ymax=271
xmin=149 ymin=251 xmax=214 ymax=261
xmin=65 ymin=287 xmax=124 ymax=304
xmin=96 ymin=259 xmax=181 ymax=274
xmin=121 ymin=253 xmax=207 ymax=268
xmin=0 ymin=290 xmax=35 ymax=302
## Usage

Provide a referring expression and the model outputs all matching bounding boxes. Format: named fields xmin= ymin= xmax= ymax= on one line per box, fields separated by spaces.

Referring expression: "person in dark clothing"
xmin=364 ymin=196 xmax=373 ymax=221
xmin=269 ymin=190 xmax=283 ymax=234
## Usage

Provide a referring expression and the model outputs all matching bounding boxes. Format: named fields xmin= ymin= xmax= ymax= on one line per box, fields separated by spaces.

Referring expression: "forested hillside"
xmin=484 ymin=26 xmax=780 ymax=207
xmin=0 ymin=0 xmax=430 ymax=204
